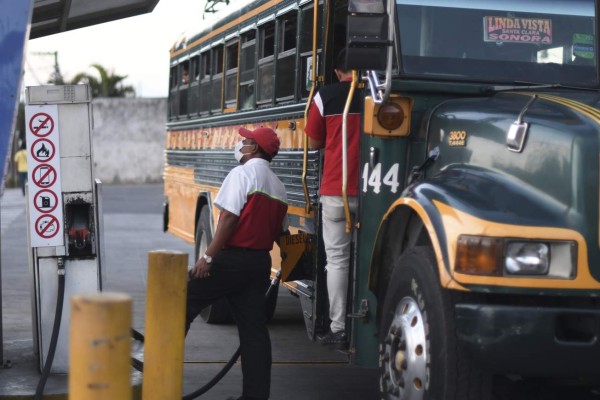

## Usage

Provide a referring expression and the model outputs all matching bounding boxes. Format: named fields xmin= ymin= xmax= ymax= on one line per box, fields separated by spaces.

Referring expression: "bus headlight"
xmin=505 ymin=242 xmax=549 ymax=275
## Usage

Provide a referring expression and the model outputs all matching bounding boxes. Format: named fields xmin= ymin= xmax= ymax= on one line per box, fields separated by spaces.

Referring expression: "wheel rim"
xmin=381 ymin=297 xmax=428 ymax=400
xmin=196 ymin=231 xmax=207 ymax=262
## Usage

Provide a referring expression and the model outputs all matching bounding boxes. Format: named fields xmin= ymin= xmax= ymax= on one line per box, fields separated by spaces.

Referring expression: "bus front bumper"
xmin=455 ymin=304 xmax=600 ymax=378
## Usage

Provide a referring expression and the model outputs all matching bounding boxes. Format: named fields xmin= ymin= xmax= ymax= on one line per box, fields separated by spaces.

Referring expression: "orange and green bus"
xmin=164 ymin=0 xmax=600 ymax=398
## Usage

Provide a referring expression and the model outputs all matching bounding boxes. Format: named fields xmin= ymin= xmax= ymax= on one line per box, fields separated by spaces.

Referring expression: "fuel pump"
xmin=24 ymin=85 xmax=104 ymax=376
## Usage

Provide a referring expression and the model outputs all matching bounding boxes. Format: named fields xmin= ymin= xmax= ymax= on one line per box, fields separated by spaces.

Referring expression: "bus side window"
xmin=299 ymin=5 xmax=320 ymax=99
xmin=224 ymin=40 xmax=239 ymax=110
xmin=239 ymin=30 xmax=257 ymax=110
xmin=189 ymin=55 xmax=200 ymax=114
xmin=211 ymin=45 xmax=224 ymax=113
xmin=257 ymin=22 xmax=275 ymax=105
xmin=199 ymin=52 xmax=211 ymax=115
xmin=179 ymin=60 xmax=190 ymax=117
xmin=169 ymin=65 xmax=178 ymax=119
xmin=276 ymin=11 xmax=298 ymax=102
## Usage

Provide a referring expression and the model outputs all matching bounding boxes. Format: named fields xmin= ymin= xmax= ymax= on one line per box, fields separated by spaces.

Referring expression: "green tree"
xmin=69 ymin=64 xmax=136 ymax=98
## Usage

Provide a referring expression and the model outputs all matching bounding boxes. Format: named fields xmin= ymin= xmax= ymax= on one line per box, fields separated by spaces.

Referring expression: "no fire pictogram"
xmin=30 ymin=138 xmax=56 ymax=163
xmin=29 ymin=113 xmax=55 ymax=137
xmin=35 ymin=214 xmax=60 ymax=239
xmin=32 ymin=164 xmax=57 ymax=188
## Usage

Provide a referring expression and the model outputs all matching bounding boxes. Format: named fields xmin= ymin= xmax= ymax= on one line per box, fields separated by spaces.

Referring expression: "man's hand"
xmin=191 ymin=257 xmax=212 ymax=279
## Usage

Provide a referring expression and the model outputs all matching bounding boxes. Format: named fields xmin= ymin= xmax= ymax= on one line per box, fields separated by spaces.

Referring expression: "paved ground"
xmin=0 ymin=184 xmax=598 ymax=400
xmin=0 ymin=184 xmax=379 ymax=399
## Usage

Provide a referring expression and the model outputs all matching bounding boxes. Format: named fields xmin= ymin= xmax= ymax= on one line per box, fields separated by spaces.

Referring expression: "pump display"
xmin=25 ymin=85 xmax=104 ymax=374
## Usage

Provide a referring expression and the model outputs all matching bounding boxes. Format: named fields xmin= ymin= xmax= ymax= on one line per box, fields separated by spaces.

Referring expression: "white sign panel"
xmin=26 ymin=104 xmax=64 ymax=247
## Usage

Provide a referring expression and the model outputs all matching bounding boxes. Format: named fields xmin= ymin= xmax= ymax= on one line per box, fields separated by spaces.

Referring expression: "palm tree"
xmin=69 ymin=64 xmax=136 ymax=98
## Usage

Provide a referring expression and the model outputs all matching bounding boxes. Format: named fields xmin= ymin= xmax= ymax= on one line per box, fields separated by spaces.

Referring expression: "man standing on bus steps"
xmin=186 ymin=126 xmax=288 ymax=400
xmin=305 ymin=50 xmax=361 ymax=349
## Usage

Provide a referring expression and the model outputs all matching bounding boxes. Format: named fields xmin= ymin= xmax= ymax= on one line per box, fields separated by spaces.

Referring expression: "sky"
xmin=24 ymin=0 xmax=208 ymax=98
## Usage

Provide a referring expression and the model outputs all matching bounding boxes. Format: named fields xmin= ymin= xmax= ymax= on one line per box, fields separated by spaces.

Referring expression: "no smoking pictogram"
xmin=32 ymin=164 xmax=57 ymax=188
xmin=30 ymin=138 xmax=56 ymax=163
xmin=29 ymin=113 xmax=55 ymax=137
xmin=35 ymin=214 xmax=60 ymax=239
xmin=33 ymin=189 xmax=58 ymax=213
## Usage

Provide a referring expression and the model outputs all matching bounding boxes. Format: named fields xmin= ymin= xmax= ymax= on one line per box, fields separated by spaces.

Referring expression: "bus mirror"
xmin=346 ymin=13 xmax=389 ymax=70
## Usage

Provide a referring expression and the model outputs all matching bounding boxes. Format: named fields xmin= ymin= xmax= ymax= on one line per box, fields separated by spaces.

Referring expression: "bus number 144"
xmin=362 ymin=163 xmax=400 ymax=194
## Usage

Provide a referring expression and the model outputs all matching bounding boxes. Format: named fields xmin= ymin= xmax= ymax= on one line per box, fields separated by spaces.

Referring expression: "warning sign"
xmin=35 ymin=214 xmax=60 ymax=239
xmin=30 ymin=138 xmax=56 ymax=163
xmin=33 ymin=189 xmax=59 ymax=213
xmin=25 ymin=104 xmax=63 ymax=247
xmin=32 ymin=164 xmax=57 ymax=188
xmin=29 ymin=112 xmax=55 ymax=137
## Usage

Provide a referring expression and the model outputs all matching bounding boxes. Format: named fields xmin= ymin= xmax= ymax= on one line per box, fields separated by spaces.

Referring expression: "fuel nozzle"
xmin=68 ymin=228 xmax=90 ymax=249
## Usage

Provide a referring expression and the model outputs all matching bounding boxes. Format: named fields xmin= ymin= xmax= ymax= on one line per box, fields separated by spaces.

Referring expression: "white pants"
xmin=321 ymin=195 xmax=358 ymax=333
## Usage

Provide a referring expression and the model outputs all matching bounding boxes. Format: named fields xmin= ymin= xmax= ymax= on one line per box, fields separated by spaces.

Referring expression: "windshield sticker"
xmin=573 ymin=33 xmax=595 ymax=59
xmin=484 ymin=16 xmax=552 ymax=44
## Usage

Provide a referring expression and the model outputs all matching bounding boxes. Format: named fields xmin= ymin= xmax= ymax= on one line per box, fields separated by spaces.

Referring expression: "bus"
xmin=163 ymin=0 xmax=600 ymax=398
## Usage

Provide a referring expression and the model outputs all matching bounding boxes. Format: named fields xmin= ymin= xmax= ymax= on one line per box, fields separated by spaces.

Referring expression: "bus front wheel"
xmin=379 ymin=246 xmax=491 ymax=400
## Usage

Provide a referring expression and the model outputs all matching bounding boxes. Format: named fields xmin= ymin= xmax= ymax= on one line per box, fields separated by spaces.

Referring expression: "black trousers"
xmin=186 ymin=248 xmax=271 ymax=400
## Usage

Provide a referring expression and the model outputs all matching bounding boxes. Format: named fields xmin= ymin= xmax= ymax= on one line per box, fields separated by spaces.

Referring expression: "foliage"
xmin=57 ymin=64 xmax=136 ymax=98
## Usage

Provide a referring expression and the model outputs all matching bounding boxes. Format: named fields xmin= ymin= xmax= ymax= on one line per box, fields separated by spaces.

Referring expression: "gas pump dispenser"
xmin=25 ymin=85 xmax=104 ymax=373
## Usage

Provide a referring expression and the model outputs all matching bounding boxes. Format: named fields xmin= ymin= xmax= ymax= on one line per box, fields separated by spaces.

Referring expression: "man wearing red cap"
xmin=186 ymin=126 xmax=288 ymax=400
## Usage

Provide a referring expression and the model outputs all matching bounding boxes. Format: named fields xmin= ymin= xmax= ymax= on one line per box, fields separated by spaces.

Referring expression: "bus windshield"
xmin=396 ymin=0 xmax=598 ymax=87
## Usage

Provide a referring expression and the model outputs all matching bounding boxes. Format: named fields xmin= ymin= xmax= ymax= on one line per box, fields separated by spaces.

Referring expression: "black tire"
xmin=194 ymin=206 xmax=233 ymax=324
xmin=379 ymin=246 xmax=491 ymax=400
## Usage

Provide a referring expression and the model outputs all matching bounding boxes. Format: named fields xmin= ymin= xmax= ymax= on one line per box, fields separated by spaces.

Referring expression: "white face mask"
xmin=234 ymin=140 xmax=254 ymax=163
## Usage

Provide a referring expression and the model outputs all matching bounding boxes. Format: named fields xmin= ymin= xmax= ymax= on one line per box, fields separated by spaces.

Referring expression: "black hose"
xmin=34 ymin=262 xmax=65 ymax=400
xmin=131 ymin=271 xmax=281 ymax=400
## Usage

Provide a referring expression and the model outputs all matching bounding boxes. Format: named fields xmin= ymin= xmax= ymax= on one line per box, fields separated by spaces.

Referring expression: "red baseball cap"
xmin=239 ymin=127 xmax=280 ymax=157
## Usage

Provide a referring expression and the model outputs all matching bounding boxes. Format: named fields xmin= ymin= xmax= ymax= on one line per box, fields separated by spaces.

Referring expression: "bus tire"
xmin=194 ymin=206 xmax=233 ymax=324
xmin=379 ymin=246 xmax=491 ymax=400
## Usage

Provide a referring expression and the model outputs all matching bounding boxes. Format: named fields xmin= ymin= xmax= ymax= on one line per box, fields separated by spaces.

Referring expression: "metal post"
xmin=69 ymin=293 xmax=132 ymax=400
xmin=142 ymin=250 xmax=188 ymax=400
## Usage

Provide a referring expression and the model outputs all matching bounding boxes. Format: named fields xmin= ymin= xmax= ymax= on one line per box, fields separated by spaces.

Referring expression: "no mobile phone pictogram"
xmin=32 ymin=164 xmax=57 ymax=188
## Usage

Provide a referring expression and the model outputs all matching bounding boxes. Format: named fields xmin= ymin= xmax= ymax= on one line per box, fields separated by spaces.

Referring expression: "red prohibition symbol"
xmin=29 ymin=113 xmax=55 ymax=137
xmin=32 ymin=164 xmax=57 ymax=188
xmin=33 ymin=189 xmax=58 ymax=213
xmin=30 ymin=138 xmax=56 ymax=163
xmin=35 ymin=214 xmax=60 ymax=239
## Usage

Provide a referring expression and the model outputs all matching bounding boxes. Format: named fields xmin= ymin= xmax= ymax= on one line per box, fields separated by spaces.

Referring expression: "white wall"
xmin=91 ymin=97 xmax=167 ymax=184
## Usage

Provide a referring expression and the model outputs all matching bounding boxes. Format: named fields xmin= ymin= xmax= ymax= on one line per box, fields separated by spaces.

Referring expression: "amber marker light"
xmin=377 ymin=101 xmax=405 ymax=131
xmin=455 ymin=235 xmax=504 ymax=276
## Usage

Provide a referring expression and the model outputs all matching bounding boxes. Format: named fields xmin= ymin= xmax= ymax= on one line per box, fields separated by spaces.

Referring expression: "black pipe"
xmin=34 ymin=260 xmax=66 ymax=400
xmin=131 ymin=271 xmax=281 ymax=400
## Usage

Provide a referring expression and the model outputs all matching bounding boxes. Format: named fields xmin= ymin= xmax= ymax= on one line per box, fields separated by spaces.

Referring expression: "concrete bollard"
xmin=142 ymin=250 xmax=188 ymax=400
xmin=69 ymin=292 xmax=132 ymax=400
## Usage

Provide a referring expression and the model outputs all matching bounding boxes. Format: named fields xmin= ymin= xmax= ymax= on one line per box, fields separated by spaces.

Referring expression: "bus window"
xmin=179 ymin=60 xmax=190 ymax=116
xmin=257 ymin=22 xmax=275 ymax=105
xmin=276 ymin=12 xmax=298 ymax=102
xmin=189 ymin=55 xmax=200 ymax=114
xmin=211 ymin=45 xmax=224 ymax=113
xmin=199 ymin=52 xmax=211 ymax=114
xmin=239 ymin=30 xmax=257 ymax=110
xmin=224 ymin=40 xmax=239 ymax=109
xmin=169 ymin=65 xmax=178 ymax=119
xmin=300 ymin=5 xmax=320 ymax=98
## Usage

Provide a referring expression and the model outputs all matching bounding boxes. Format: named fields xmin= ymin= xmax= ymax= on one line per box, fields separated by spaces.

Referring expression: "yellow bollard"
xmin=69 ymin=292 xmax=132 ymax=400
xmin=142 ymin=250 xmax=188 ymax=400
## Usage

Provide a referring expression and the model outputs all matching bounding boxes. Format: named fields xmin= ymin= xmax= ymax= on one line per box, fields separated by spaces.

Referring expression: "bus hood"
xmin=425 ymin=90 xmax=600 ymax=283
